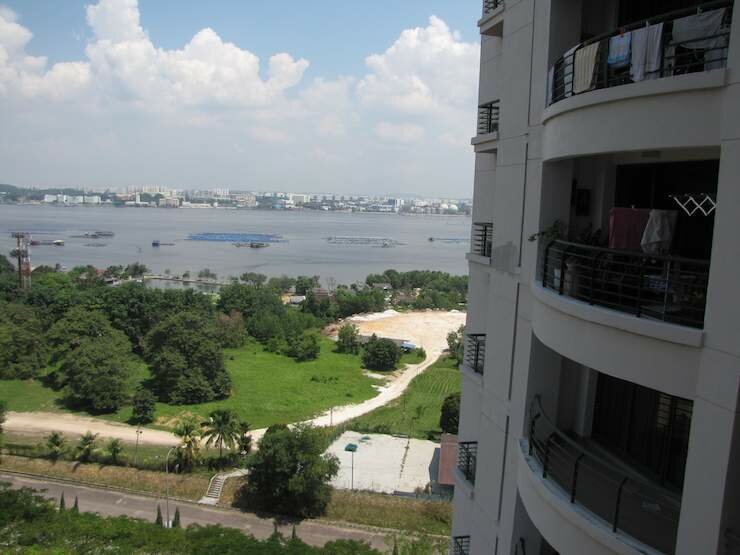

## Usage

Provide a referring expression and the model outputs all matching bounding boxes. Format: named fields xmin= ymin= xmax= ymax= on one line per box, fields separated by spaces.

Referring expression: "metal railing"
xmin=477 ymin=101 xmax=500 ymax=135
xmin=452 ymin=535 xmax=471 ymax=555
xmin=529 ymin=395 xmax=680 ymax=554
xmin=541 ymin=240 xmax=709 ymax=329
xmin=471 ymin=222 xmax=493 ymax=257
xmin=726 ymin=529 xmax=740 ymax=555
xmin=464 ymin=334 xmax=486 ymax=375
xmin=483 ymin=0 xmax=504 ymax=17
xmin=458 ymin=442 xmax=478 ymax=484
xmin=549 ymin=1 xmax=733 ymax=105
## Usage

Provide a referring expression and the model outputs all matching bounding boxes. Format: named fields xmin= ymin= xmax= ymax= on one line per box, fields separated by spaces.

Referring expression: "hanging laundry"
xmin=672 ymin=8 xmax=727 ymax=71
xmin=608 ymin=32 xmax=632 ymax=68
xmin=641 ymin=210 xmax=678 ymax=255
xmin=631 ymin=22 xmax=664 ymax=82
xmin=573 ymin=42 xmax=600 ymax=94
xmin=609 ymin=207 xmax=650 ymax=250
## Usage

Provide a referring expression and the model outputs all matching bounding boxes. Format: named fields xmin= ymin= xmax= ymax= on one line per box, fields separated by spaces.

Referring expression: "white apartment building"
xmin=453 ymin=1 xmax=740 ymax=554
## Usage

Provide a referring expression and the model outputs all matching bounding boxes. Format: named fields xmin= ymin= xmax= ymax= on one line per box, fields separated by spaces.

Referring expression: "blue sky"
xmin=0 ymin=1 xmax=482 ymax=196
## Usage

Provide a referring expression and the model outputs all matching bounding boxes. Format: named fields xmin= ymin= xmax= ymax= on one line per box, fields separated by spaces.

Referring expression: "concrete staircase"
xmin=198 ymin=469 xmax=247 ymax=505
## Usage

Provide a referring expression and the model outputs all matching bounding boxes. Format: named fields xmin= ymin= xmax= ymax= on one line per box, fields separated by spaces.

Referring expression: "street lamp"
xmin=134 ymin=427 xmax=143 ymax=466
xmin=344 ymin=443 xmax=358 ymax=491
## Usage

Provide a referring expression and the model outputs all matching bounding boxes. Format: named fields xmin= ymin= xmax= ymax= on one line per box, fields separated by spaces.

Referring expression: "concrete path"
xmin=0 ymin=472 xmax=390 ymax=550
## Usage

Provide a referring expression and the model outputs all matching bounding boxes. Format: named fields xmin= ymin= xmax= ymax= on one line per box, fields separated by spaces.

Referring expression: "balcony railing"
xmin=529 ymin=395 xmax=680 ymax=554
xmin=548 ymin=1 xmax=733 ymax=106
xmin=458 ymin=441 xmax=478 ymax=484
xmin=464 ymin=334 xmax=486 ymax=375
xmin=541 ymin=240 xmax=709 ymax=329
xmin=471 ymin=222 xmax=493 ymax=258
xmin=452 ymin=535 xmax=471 ymax=555
xmin=477 ymin=101 xmax=500 ymax=135
xmin=482 ymin=0 xmax=504 ymax=17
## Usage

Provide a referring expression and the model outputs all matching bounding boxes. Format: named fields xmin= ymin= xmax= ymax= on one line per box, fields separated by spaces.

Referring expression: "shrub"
xmin=362 ymin=335 xmax=401 ymax=371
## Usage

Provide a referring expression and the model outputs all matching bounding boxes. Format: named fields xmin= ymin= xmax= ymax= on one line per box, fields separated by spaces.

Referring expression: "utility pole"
xmin=134 ymin=428 xmax=142 ymax=466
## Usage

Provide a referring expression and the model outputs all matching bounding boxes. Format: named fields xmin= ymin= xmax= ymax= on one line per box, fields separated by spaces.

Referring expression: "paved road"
xmin=0 ymin=472 xmax=390 ymax=551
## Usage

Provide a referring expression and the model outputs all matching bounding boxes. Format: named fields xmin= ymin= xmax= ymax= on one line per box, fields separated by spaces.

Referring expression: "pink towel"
xmin=609 ymin=207 xmax=650 ymax=250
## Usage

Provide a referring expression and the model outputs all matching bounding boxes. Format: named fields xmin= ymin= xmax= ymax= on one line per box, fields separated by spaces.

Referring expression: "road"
xmin=0 ymin=472 xmax=391 ymax=550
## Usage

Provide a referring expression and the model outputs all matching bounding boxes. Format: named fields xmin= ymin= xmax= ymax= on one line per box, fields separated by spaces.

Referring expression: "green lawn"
xmin=349 ymin=356 xmax=460 ymax=440
xmin=0 ymin=338 xmax=385 ymax=430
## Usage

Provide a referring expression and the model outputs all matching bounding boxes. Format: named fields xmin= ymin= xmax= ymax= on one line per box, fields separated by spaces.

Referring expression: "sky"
xmin=0 ymin=0 xmax=482 ymax=196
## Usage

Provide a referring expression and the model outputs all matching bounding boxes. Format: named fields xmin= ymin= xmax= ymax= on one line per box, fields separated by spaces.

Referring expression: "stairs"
xmin=198 ymin=469 xmax=248 ymax=505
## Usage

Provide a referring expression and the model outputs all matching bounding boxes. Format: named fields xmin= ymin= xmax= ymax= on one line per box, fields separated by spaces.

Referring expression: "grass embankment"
xmin=0 ymin=455 xmax=209 ymax=500
xmin=0 ymin=338 xmax=385 ymax=430
xmin=218 ymin=477 xmax=451 ymax=536
xmin=349 ymin=356 xmax=460 ymax=440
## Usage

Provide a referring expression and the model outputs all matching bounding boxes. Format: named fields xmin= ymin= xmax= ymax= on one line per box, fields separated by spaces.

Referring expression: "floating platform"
xmin=188 ymin=232 xmax=286 ymax=243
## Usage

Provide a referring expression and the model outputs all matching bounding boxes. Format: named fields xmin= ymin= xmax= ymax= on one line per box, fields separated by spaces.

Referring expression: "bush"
xmin=362 ymin=335 xmax=401 ymax=371
xmin=335 ymin=324 xmax=360 ymax=354
xmin=439 ymin=392 xmax=460 ymax=434
xmin=288 ymin=330 xmax=321 ymax=362
xmin=131 ymin=386 xmax=156 ymax=425
xmin=242 ymin=424 xmax=339 ymax=517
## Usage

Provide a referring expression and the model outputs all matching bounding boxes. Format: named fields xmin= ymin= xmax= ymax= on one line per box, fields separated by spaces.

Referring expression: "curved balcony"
xmin=472 ymin=101 xmax=500 ymax=152
xmin=547 ymin=1 xmax=732 ymax=107
xmin=527 ymin=396 xmax=680 ymax=554
xmin=541 ymin=240 xmax=709 ymax=330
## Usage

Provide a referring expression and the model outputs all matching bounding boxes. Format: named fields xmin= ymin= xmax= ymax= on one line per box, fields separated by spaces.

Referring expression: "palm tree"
xmin=201 ymin=409 xmax=239 ymax=459
xmin=76 ymin=431 xmax=98 ymax=462
xmin=106 ymin=438 xmax=124 ymax=464
xmin=46 ymin=431 xmax=66 ymax=461
xmin=174 ymin=416 xmax=201 ymax=471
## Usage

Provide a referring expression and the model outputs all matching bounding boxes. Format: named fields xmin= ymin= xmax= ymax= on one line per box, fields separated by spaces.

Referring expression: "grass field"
xmin=0 ymin=338 xmax=388 ymax=430
xmin=348 ymin=356 xmax=460 ymax=440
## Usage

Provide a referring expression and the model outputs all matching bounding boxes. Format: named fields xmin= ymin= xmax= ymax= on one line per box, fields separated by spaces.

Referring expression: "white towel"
xmin=631 ymin=23 xmax=664 ymax=82
xmin=573 ymin=42 xmax=600 ymax=94
xmin=641 ymin=209 xmax=678 ymax=255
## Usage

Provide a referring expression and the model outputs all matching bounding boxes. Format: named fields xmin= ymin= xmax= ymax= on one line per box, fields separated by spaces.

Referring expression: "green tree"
xmin=46 ymin=308 xmax=117 ymax=365
xmin=335 ymin=323 xmax=360 ymax=354
xmin=131 ymin=386 xmax=156 ymax=425
xmin=215 ymin=310 xmax=246 ymax=348
xmin=145 ymin=312 xmax=231 ymax=404
xmin=288 ymin=330 xmax=321 ymax=362
xmin=0 ymin=400 xmax=6 ymax=457
xmin=439 ymin=392 xmax=461 ymax=434
xmin=125 ymin=262 xmax=149 ymax=278
xmin=59 ymin=492 xmax=66 ymax=512
xmin=71 ymin=496 xmax=79 ymax=514
xmin=240 ymin=272 xmax=267 ymax=286
xmin=362 ymin=335 xmax=401 ymax=371
xmin=446 ymin=325 xmax=465 ymax=365
xmin=201 ymin=409 xmax=239 ymax=459
xmin=295 ymin=275 xmax=320 ymax=295
xmin=172 ymin=507 xmax=181 ymax=528
xmin=237 ymin=421 xmax=252 ymax=460
xmin=75 ymin=431 xmax=98 ymax=463
xmin=155 ymin=504 xmax=163 ymax=526
xmin=106 ymin=438 xmax=124 ymax=464
xmin=0 ymin=303 xmax=47 ymax=379
xmin=46 ymin=431 xmax=66 ymax=461
xmin=61 ymin=333 xmax=132 ymax=413
xmin=174 ymin=416 xmax=201 ymax=472
xmin=244 ymin=424 xmax=339 ymax=517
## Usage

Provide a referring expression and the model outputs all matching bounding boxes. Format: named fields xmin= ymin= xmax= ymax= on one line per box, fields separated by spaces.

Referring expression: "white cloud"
xmin=375 ymin=121 xmax=425 ymax=143
xmin=0 ymin=1 xmax=477 ymax=196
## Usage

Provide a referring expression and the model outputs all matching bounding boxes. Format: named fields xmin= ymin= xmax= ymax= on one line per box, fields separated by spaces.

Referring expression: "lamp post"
xmin=134 ymin=427 xmax=143 ymax=466
xmin=344 ymin=443 xmax=358 ymax=491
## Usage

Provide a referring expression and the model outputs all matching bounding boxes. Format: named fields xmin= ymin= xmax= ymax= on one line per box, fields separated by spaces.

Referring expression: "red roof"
xmin=437 ymin=433 xmax=458 ymax=486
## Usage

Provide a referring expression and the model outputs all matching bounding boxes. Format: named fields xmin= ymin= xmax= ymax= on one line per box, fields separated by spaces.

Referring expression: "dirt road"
xmin=5 ymin=310 xmax=466 ymax=446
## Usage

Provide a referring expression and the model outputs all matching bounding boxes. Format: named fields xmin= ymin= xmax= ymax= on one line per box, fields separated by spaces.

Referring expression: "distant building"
xmin=158 ymin=197 xmax=179 ymax=208
xmin=83 ymin=195 xmax=101 ymax=204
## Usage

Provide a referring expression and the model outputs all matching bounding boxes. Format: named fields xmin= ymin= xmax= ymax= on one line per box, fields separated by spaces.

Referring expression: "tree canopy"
xmin=362 ymin=335 xmax=401 ymax=371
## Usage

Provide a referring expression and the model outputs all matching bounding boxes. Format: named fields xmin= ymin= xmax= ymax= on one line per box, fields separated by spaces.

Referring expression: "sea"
xmin=0 ymin=205 xmax=471 ymax=286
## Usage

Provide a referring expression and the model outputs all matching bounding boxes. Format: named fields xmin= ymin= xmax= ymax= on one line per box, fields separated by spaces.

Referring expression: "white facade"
xmin=453 ymin=1 xmax=740 ymax=555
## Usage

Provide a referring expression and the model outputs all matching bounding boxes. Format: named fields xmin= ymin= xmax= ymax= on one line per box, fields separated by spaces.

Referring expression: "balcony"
xmin=470 ymin=222 xmax=493 ymax=260
xmin=463 ymin=334 xmax=486 ymax=375
xmin=482 ymin=0 xmax=503 ymax=17
xmin=458 ymin=441 xmax=478 ymax=485
xmin=547 ymin=1 xmax=733 ymax=107
xmin=477 ymin=101 xmax=500 ymax=136
xmin=528 ymin=395 xmax=680 ymax=554
xmin=452 ymin=536 xmax=471 ymax=555
xmin=541 ymin=240 xmax=709 ymax=329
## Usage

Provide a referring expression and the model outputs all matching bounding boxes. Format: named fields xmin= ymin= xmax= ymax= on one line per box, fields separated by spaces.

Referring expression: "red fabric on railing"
xmin=609 ymin=207 xmax=650 ymax=250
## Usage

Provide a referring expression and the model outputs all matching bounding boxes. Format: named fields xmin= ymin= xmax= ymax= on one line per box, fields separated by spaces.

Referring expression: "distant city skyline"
xmin=0 ymin=0 xmax=481 ymax=197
